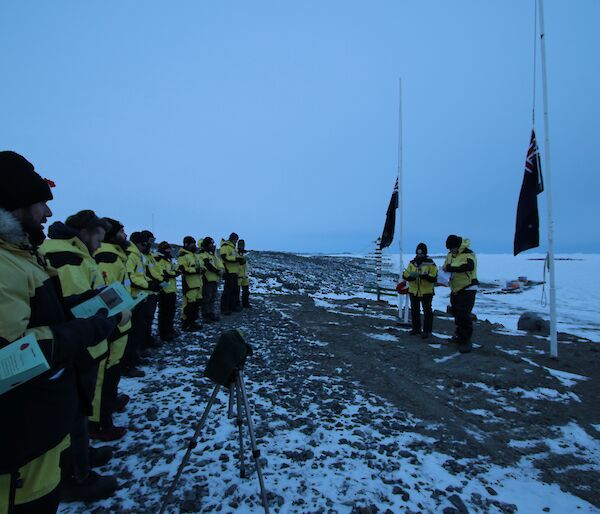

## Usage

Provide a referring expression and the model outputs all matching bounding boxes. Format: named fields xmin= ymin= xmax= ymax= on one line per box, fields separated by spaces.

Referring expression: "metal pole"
xmin=538 ymin=0 xmax=558 ymax=358
xmin=238 ymin=372 xmax=270 ymax=514
xmin=397 ymin=78 xmax=409 ymax=322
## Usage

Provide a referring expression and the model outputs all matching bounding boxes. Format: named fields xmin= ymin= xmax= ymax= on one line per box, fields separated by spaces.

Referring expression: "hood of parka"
xmin=0 ymin=208 xmax=29 ymax=247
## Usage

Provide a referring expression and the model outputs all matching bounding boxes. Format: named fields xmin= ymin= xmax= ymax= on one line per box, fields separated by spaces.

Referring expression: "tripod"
xmin=159 ymin=369 xmax=270 ymax=514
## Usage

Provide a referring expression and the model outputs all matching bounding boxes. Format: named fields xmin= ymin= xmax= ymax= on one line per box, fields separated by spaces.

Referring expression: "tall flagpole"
xmin=397 ymin=78 xmax=408 ymax=321
xmin=538 ymin=0 xmax=558 ymax=358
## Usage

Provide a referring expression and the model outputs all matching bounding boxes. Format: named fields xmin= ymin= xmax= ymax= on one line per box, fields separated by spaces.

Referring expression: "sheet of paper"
xmin=0 ymin=333 xmax=50 ymax=395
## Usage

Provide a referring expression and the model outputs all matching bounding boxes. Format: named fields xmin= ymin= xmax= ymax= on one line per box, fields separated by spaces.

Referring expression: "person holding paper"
xmin=237 ymin=239 xmax=252 ymax=309
xmin=0 ymin=152 xmax=124 ymax=513
xmin=93 ymin=219 xmax=134 ymax=441
xmin=402 ymin=243 xmax=438 ymax=339
xmin=178 ymin=236 xmax=205 ymax=332
xmin=39 ymin=210 xmax=123 ymax=499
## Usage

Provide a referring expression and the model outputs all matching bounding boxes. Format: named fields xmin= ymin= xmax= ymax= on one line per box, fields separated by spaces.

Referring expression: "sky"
xmin=1 ymin=1 xmax=598 ymax=254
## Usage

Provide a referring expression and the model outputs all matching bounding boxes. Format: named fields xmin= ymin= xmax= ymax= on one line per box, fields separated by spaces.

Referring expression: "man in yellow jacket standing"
xmin=155 ymin=241 xmax=179 ymax=341
xmin=402 ymin=243 xmax=437 ymax=339
xmin=178 ymin=236 xmax=204 ymax=332
xmin=220 ymin=233 xmax=243 ymax=315
xmin=92 ymin=218 xmax=133 ymax=440
xmin=40 ymin=211 xmax=122 ymax=500
xmin=0 ymin=152 xmax=121 ymax=514
xmin=199 ymin=237 xmax=222 ymax=323
xmin=443 ymin=235 xmax=478 ymax=354
xmin=237 ymin=239 xmax=251 ymax=309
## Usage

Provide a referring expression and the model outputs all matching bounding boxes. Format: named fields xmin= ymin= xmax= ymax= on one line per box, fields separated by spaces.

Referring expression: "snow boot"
xmin=88 ymin=446 xmax=113 ymax=468
xmin=61 ymin=471 xmax=118 ymax=502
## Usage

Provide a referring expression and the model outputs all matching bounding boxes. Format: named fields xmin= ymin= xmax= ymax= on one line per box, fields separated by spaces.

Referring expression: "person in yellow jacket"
xmin=177 ymin=236 xmax=204 ymax=331
xmin=220 ymin=233 xmax=243 ymax=315
xmin=0 ymin=152 xmax=122 ymax=514
xmin=124 ymin=232 xmax=161 ymax=373
xmin=443 ymin=235 xmax=478 ymax=354
xmin=40 ymin=210 xmax=124 ymax=500
xmin=402 ymin=243 xmax=438 ymax=339
xmin=92 ymin=218 xmax=133 ymax=441
xmin=237 ymin=239 xmax=251 ymax=309
xmin=140 ymin=230 xmax=164 ymax=350
xmin=155 ymin=241 xmax=179 ymax=341
xmin=199 ymin=237 xmax=222 ymax=322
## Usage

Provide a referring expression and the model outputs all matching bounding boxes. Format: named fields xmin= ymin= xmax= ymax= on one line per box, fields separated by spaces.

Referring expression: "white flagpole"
xmin=397 ymin=78 xmax=408 ymax=321
xmin=538 ymin=0 xmax=558 ymax=358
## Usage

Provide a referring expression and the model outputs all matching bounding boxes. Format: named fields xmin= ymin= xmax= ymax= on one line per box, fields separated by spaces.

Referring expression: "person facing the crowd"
xmin=443 ymin=235 xmax=478 ymax=354
xmin=92 ymin=218 xmax=133 ymax=441
xmin=177 ymin=236 xmax=204 ymax=331
xmin=0 ymin=151 xmax=125 ymax=514
xmin=199 ymin=237 xmax=222 ymax=323
xmin=402 ymin=243 xmax=438 ymax=339
xmin=155 ymin=241 xmax=179 ymax=341
xmin=237 ymin=239 xmax=251 ymax=309
xmin=220 ymin=233 xmax=243 ymax=315
xmin=40 ymin=210 xmax=122 ymax=500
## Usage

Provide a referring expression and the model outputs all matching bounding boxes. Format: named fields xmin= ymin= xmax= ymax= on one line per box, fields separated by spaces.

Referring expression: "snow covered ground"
xmin=57 ymin=251 xmax=600 ymax=514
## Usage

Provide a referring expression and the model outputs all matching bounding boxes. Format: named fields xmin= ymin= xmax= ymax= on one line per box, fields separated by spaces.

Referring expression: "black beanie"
xmin=104 ymin=217 xmax=124 ymax=241
xmin=416 ymin=242 xmax=428 ymax=255
xmin=445 ymin=235 xmax=462 ymax=250
xmin=130 ymin=232 xmax=143 ymax=244
xmin=183 ymin=236 xmax=195 ymax=246
xmin=0 ymin=151 xmax=54 ymax=210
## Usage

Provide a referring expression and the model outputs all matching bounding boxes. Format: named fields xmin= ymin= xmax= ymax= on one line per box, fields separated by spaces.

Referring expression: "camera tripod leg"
xmin=228 ymin=383 xmax=235 ymax=418
xmin=159 ymin=384 xmax=221 ymax=514
xmin=234 ymin=378 xmax=247 ymax=478
xmin=238 ymin=371 xmax=270 ymax=514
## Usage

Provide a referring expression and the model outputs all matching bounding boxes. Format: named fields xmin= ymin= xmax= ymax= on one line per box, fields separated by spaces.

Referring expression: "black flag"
xmin=380 ymin=177 xmax=398 ymax=249
xmin=514 ymin=129 xmax=544 ymax=255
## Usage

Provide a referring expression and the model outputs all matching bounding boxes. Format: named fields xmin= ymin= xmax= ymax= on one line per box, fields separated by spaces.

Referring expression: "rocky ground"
xmin=59 ymin=251 xmax=600 ymax=514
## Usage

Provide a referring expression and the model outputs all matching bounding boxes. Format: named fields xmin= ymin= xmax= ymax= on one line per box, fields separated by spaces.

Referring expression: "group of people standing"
xmin=0 ymin=151 xmax=252 ymax=513
xmin=402 ymin=235 xmax=478 ymax=354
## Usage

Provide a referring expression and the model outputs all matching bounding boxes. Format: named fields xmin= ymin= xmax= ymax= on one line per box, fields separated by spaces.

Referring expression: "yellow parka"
xmin=125 ymin=244 xmax=150 ymax=298
xmin=220 ymin=239 xmax=242 ymax=274
xmin=402 ymin=258 xmax=438 ymax=297
xmin=94 ymin=242 xmax=131 ymax=292
xmin=237 ymin=254 xmax=249 ymax=287
xmin=199 ymin=250 xmax=222 ymax=283
xmin=155 ymin=253 xmax=178 ymax=294
xmin=444 ymin=238 xmax=478 ymax=293
xmin=177 ymin=248 xmax=204 ymax=291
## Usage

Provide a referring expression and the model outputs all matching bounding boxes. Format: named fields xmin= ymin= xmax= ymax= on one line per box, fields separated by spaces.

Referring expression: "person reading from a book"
xmin=0 ymin=151 xmax=128 ymax=514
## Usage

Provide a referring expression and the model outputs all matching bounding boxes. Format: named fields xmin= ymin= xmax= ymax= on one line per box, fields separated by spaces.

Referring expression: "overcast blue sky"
xmin=1 ymin=1 xmax=598 ymax=254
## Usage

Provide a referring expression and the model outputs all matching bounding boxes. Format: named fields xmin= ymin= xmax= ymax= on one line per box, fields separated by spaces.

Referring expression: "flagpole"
xmin=396 ymin=78 xmax=409 ymax=322
xmin=538 ymin=0 xmax=558 ymax=358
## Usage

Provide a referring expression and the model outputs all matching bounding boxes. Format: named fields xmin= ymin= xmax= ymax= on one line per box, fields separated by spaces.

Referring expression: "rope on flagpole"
xmin=531 ymin=0 xmax=538 ymax=126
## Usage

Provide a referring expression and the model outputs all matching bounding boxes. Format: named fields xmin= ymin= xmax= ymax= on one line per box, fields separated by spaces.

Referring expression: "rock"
xmin=517 ymin=312 xmax=550 ymax=335
xmin=146 ymin=406 xmax=159 ymax=421
xmin=486 ymin=486 xmax=498 ymax=496
xmin=448 ymin=494 xmax=469 ymax=514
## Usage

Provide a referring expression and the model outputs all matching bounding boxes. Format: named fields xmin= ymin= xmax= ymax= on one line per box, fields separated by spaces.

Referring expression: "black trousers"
xmin=202 ymin=280 xmax=218 ymax=319
xmin=242 ymin=285 xmax=250 ymax=307
xmin=410 ymin=293 xmax=433 ymax=334
xmin=221 ymin=273 xmax=240 ymax=313
xmin=158 ymin=291 xmax=176 ymax=338
xmin=10 ymin=486 xmax=60 ymax=514
xmin=61 ymin=411 xmax=90 ymax=482
xmin=142 ymin=295 xmax=158 ymax=347
xmin=450 ymin=289 xmax=477 ymax=343
xmin=99 ymin=364 xmax=120 ymax=428
xmin=122 ymin=302 xmax=145 ymax=369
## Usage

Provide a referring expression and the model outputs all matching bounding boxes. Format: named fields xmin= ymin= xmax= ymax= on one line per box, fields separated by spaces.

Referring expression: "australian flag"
xmin=514 ymin=129 xmax=544 ymax=255
xmin=380 ymin=177 xmax=398 ymax=250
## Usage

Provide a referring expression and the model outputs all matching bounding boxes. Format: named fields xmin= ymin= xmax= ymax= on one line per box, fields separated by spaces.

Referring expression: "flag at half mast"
xmin=380 ymin=177 xmax=398 ymax=250
xmin=514 ymin=129 xmax=544 ymax=255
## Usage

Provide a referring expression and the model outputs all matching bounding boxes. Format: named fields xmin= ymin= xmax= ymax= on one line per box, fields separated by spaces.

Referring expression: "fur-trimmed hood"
xmin=0 ymin=208 xmax=30 ymax=247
